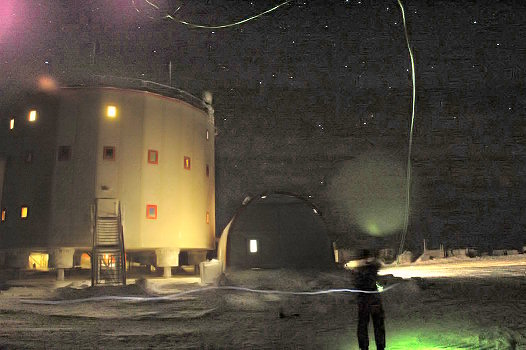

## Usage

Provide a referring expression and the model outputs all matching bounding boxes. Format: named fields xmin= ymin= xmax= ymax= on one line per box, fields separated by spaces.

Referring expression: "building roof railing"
xmin=67 ymin=75 xmax=209 ymax=112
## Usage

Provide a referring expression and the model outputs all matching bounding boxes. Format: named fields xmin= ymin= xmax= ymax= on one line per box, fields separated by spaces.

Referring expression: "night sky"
xmin=1 ymin=0 xmax=525 ymax=253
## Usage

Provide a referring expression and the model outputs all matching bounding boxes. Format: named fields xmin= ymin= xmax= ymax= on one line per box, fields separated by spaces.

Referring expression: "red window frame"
xmin=148 ymin=149 xmax=159 ymax=164
xmin=103 ymin=146 xmax=115 ymax=161
xmin=184 ymin=156 xmax=191 ymax=170
xmin=146 ymin=204 xmax=157 ymax=220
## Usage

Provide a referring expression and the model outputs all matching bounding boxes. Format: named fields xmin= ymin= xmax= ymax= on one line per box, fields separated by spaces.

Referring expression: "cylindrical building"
xmin=0 ymin=84 xmax=215 ymax=273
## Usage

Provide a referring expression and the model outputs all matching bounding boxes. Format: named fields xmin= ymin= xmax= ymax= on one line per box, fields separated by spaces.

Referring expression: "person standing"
xmin=354 ymin=249 xmax=385 ymax=350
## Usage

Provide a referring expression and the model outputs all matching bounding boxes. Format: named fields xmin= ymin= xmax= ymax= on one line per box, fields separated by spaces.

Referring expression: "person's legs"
xmin=357 ymin=296 xmax=371 ymax=350
xmin=371 ymin=298 xmax=386 ymax=350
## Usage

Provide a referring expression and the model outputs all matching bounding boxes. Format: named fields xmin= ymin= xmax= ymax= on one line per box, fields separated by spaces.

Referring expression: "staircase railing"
xmin=91 ymin=198 xmax=126 ymax=286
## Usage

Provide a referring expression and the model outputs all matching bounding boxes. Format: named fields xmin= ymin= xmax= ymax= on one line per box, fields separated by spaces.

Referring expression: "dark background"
xmin=1 ymin=0 xmax=525 ymax=253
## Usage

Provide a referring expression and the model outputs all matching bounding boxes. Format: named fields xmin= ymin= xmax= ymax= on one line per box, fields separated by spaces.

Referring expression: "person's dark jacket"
xmin=354 ymin=259 xmax=381 ymax=291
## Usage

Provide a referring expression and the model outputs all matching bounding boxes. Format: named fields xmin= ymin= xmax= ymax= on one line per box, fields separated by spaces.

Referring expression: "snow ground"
xmin=0 ymin=257 xmax=525 ymax=349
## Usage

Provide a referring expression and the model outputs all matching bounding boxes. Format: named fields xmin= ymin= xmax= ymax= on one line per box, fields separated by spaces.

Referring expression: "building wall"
xmin=0 ymin=157 xmax=6 ymax=217
xmin=49 ymin=90 xmax=99 ymax=248
xmin=0 ymin=95 xmax=59 ymax=249
xmin=1 ymin=87 xmax=215 ymax=254
xmin=133 ymin=91 xmax=215 ymax=250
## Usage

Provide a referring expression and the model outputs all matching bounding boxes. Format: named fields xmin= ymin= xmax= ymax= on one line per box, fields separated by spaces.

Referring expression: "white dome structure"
xmin=218 ymin=193 xmax=334 ymax=271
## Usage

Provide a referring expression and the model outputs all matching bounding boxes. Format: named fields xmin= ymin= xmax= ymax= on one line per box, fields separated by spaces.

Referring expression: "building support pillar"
xmin=163 ymin=267 xmax=172 ymax=278
xmin=57 ymin=268 xmax=64 ymax=281
xmin=50 ymin=248 xmax=75 ymax=281
xmin=155 ymin=248 xmax=179 ymax=278
xmin=7 ymin=249 xmax=30 ymax=273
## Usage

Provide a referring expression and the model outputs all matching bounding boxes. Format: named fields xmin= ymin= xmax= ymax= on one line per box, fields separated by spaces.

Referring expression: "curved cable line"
xmin=133 ymin=0 xmax=293 ymax=29
xmin=397 ymin=0 xmax=416 ymax=257
xmin=130 ymin=0 xmax=416 ymax=255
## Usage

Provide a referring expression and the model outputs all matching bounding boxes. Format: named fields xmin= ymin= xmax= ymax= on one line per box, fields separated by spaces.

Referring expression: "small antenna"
xmin=168 ymin=61 xmax=172 ymax=86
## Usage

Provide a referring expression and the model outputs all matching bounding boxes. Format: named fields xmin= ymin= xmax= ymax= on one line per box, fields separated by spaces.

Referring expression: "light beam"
xmin=397 ymin=0 xmax=417 ymax=256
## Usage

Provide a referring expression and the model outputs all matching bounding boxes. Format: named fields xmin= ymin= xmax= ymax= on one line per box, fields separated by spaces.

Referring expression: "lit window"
xmin=206 ymin=211 xmax=210 ymax=224
xmin=148 ymin=150 xmax=158 ymax=164
xmin=1 ymin=209 xmax=6 ymax=222
xmin=106 ymin=105 xmax=117 ymax=118
xmin=21 ymin=206 xmax=28 ymax=219
xmin=146 ymin=204 xmax=157 ymax=219
xmin=28 ymin=110 xmax=37 ymax=122
xmin=249 ymin=239 xmax=258 ymax=253
xmin=9 ymin=118 xmax=14 ymax=130
xmin=28 ymin=253 xmax=49 ymax=269
xmin=206 ymin=130 xmax=209 ymax=140
xmin=103 ymin=146 xmax=115 ymax=161
xmin=206 ymin=164 xmax=209 ymax=177
xmin=58 ymin=146 xmax=71 ymax=161
xmin=184 ymin=156 xmax=191 ymax=170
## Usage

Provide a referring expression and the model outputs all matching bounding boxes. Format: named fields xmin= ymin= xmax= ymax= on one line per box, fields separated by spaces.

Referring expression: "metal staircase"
xmin=91 ymin=198 xmax=126 ymax=286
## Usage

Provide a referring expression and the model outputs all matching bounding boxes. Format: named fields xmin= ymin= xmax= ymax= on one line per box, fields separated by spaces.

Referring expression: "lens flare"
xmin=329 ymin=151 xmax=406 ymax=237
xmin=37 ymin=75 xmax=59 ymax=92
xmin=0 ymin=0 xmax=16 ymax=42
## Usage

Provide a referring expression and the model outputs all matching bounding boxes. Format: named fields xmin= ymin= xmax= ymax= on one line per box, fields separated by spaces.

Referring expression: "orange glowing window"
xmin=80 ymin=253 xmax=91 ymax=268
xmin=103 ymin=146 xmax=115 ymax=161
xmin=206 ymin=164 xmax=209 ymax=177
xmin=106 ymin=105 xmax=117 ymax=118
xmin=1 ymin=209 xmax=6 ymax=222
xmin=206 ymin=129 xmax=209 ymax=140
xmin=28 ymin=253 xmax=49 ymax=269
xmin=28 ymin=110 xmax=37 ymax=122
xmin=206 ymin=211 xmax=210 ymax=224
xmin=20 ymin=206 xmax=28 ymax=219
xmin=184 ymin=156 xmax=191 ymax=170
xmin=9 ymin=118 xmax=14 ymax=130
xmin=146 ymin=204 xmax=157 ymax=219
xmin=148 ymin=150 xmax=158 ymax=164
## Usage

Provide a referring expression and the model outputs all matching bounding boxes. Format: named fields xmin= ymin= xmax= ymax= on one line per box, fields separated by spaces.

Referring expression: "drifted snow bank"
xmin=0 ymin=265 xmax=525 ymax=349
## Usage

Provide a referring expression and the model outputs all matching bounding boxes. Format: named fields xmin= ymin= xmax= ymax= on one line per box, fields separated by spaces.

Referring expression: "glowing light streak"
xmin=131 ymin=0 xmax=155 ymax=19
xmin=132 ymin=0 xmax=293 ymax=29
xmin=21 ymin=284 xmax=399 ymax=305
xmin=396 ymin=0 xmax=416 ymax=256
xmin=144 ymin=0 xmax=159 ymax=10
